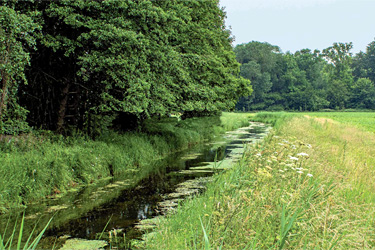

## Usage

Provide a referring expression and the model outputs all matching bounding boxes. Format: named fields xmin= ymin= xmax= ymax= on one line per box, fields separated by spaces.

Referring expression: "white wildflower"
xmin=307 ymin=173 xmax=313 ymax=177
xmin=306 ymin=144 xmax=312 ymax=148
xmin=291 ymin=145 xmax=296 ymax=149
xmin=297 ymin=152 xmax=309 ymax=157
xmin=295 ymin=167 xmax=304 ymax=171
xmin=278 ymin=143 xmax=285 ymax=146
xmin=279 ymin=170 xmax=284 ymax=173
xmin=297 ymin=171 xmax=303 ymax=174
xmin=289 ymin=156 xmax=299 ymax=161
xmin=282 ymin=139 xmax=289 ymax=144
xmin=256 ymin=153 xmax=262 ymax=157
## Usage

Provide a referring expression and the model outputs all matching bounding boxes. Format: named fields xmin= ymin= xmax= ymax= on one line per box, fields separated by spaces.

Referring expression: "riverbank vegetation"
xmin=0 ymin=113 xmax=251 ymax=212
xmin=144 ymin=112 xmax=375 ymax=249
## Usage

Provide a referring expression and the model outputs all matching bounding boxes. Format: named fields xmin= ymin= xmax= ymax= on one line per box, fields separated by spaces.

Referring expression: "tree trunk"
xmin=56 ymin=82 xmax=70 ymax=132
xmin=0 ymin=70 xmax=8 ymax=119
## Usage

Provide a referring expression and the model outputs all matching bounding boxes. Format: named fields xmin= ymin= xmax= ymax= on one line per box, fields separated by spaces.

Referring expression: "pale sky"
xmin=219 ymin=0 xmax=375 ymax=54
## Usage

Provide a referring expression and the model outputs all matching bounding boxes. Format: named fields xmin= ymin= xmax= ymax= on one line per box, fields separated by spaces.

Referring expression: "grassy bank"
xmin=143 ymin=112 xmax=375 ymax=249
xmin=0 ymin=113 xmax=251 ymax=212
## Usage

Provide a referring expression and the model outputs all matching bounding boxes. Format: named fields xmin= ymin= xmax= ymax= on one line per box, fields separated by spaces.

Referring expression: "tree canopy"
xmin=0 ymin=2 xmax=40 ymax=134
xmin=235 ymin=40 xmax=375 ymax=111
xmin=0 ymin=0 xmax=250 ymax=134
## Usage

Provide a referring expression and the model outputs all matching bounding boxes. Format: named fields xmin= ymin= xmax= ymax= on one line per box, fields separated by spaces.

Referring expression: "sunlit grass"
xmin=220 ymin=112 xmax=254 ymax=131
xmin=300 ymin=111 xmax=375 ymax=133
xmin=144 ymin=112 xmax=375 ymax=249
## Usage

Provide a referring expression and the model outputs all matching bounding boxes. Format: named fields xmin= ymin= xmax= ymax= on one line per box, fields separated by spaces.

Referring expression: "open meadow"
xmin=301 ymin=112 xmax=375 ymax=133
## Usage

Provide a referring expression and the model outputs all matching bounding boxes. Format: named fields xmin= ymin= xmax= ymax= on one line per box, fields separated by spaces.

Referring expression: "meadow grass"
xmin=143 ymin=112 xmax=375 ymax=249
xmin=0 ymin=113 xmax=252 ymax=212
xmin=300 ymin=111 xmax=375 ymax=132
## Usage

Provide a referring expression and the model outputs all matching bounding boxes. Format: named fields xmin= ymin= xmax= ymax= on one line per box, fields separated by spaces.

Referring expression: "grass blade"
xmin=7 ymin=219 xmax=18 ymax=250
xmin=328 ymin=234 xmax=343 ymax=250
xmin=28 ymin=216 xmax=53 ymax=250
xmin=98 ymin=215 xmax=112 ymax=240
xmin=199 ymin=217 xmax=211 ymax=250
xmin=279 ymin=205 xmax=301 ymax=250
xmin=0 ymin=234 xmax=5 ymax=250
xmin=16 ymin=214 xmax=25 ymax=250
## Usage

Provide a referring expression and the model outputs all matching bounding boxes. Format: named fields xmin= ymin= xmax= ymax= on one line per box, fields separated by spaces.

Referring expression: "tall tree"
xmin=322 ymin=42 xmax=354 ymax=109
xmin=17 ymin=0 xmax=249 ymax=133
xmin=287 ymin=49 xmax=328 ymax=110
xmin=234 ymin=41 xmax=280 ymax=110
xmin=0 ymin=2 xmax=39 ymax=134
xmin=349 ymin=78 xmax=375 ymax=109
xmin=352 ymin=40 xmax=375 ymax=84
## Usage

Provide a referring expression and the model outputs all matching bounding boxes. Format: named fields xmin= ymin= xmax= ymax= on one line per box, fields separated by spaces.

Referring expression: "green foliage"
xmin=0 ymin=113 xmax=250 ymax=210
xmin=322 ymin=42 xmax=354 ymax=109
xmin=235 ymin=40 xmax=375 ymax=111
xmin=0 ymin=3 xmax=39 ymax=134
xmin=13 ymin=0 xmax=250 ymax=133
xmin=234 ymin=41 xmax=281 ymax=110
xmin=234 ymin=42 xmax=332 ymax=111
xmin=349 ymin=78 xmax=375 ymax=109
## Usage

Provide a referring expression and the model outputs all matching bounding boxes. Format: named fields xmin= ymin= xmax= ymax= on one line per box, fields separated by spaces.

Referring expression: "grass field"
xmin=143 ymin=112 xmax=375 ymax=249
xmin=301 ymin=112 xmax=375 ymax=132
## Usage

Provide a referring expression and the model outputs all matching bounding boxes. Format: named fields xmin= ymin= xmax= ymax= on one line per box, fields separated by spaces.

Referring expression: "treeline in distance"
xmin=235 ymin=40 xmax=375 ymax=111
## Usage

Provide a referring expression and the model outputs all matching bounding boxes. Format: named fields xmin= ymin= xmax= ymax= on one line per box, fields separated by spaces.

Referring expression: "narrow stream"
xmin=0 ymin=122 xmax=270 ymax=249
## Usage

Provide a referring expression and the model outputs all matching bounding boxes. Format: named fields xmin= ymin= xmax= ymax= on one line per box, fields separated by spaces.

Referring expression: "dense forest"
xmin=235 ymin=40 xmax=375 ymax=111
xmin=0 ymin=0 xmax=251 ymax=135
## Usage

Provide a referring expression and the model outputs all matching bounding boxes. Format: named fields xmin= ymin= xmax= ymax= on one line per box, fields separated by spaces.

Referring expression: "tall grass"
xmin=144 ymin=112 xmax=375 ymax=249
xmin=0 ymin=113 xmax=252 ymax=212
xmin=219 ymin=112 xmax=253 ymax=131
xmin=0 ymin=214 xmax=52 ymax=250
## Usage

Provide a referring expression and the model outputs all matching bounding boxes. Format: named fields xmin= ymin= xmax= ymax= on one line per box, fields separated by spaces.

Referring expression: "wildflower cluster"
xmin=251 ymin=135 xmax=314 ymax=183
